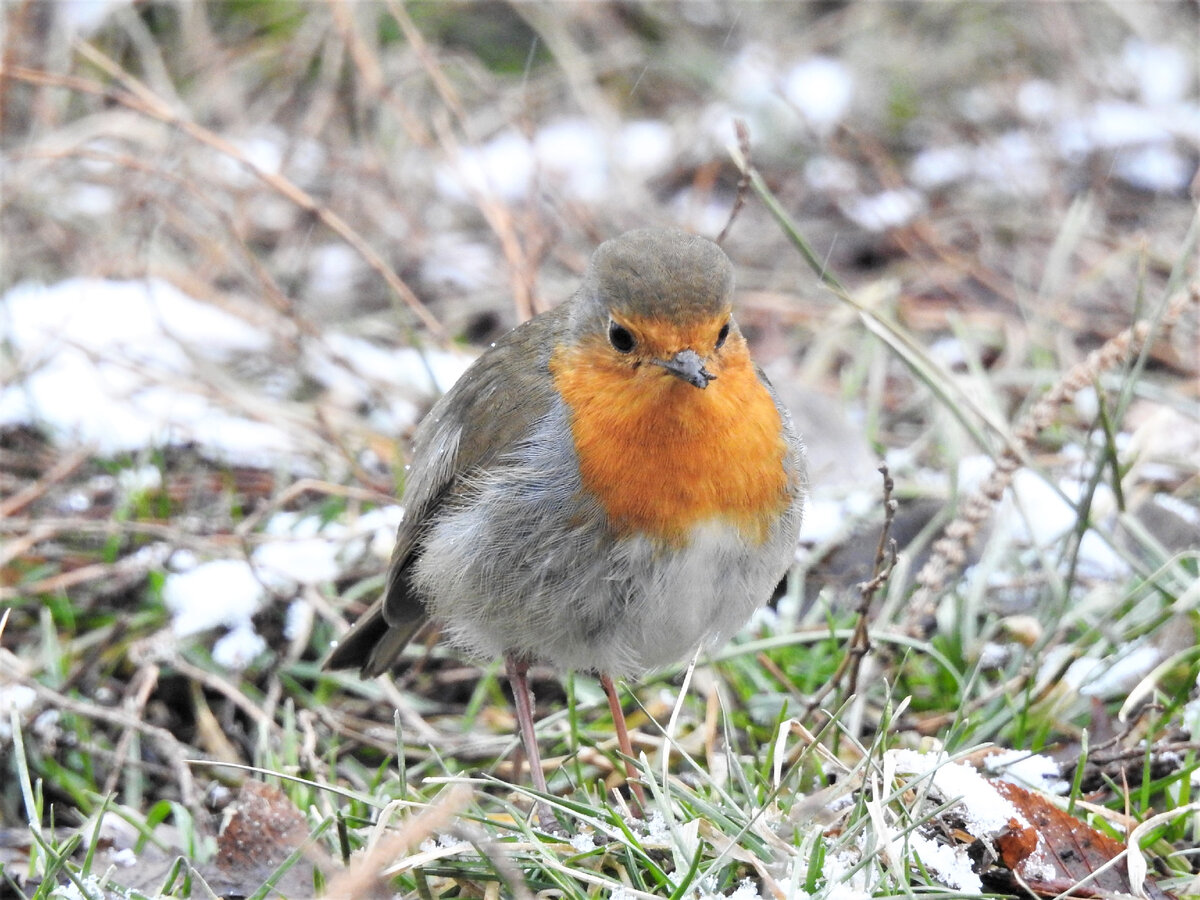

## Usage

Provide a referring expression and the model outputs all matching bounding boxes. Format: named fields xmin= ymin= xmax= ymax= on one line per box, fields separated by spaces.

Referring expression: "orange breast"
xmin=550 ymin=335 xmax=791 ymax=546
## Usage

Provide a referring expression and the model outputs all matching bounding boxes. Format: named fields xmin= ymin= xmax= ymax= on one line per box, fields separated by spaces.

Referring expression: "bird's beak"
xmin=653 ymin=348 xmax=715 ymax=389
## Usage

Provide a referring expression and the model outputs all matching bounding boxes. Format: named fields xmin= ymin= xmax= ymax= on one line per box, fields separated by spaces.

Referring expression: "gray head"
xmin=580 ymin=228 xmax=733 ymax=325
xmin=563 ymin=228 xmax=740 ymax=390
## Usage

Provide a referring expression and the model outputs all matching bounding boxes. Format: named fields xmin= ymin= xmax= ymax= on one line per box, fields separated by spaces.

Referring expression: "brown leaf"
xmin=989 ymin=780 xmax=1176 ymax=900
xmin=202 ymin=780 xmax=331 ymax=899
xmin=993 ymin=814 xmax=1039 ymax=868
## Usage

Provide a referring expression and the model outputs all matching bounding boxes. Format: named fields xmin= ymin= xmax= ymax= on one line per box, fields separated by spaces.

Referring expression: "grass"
xmin=3 ymin=2 xmax=1200 ymax=898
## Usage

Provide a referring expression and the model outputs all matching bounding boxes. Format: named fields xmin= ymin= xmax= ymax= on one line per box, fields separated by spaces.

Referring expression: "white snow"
xmin=0 ymin=685 xmax=38 ymax=738
xmin=63 ymin=183 xmax=117 ymax=217
xmin=724 ymin=878 xmax=763 ymax=900
xmin=616 ymin=120 xmax=675 ymax=175
xmin=253 ymin=537 xmax=341 ymax=589
xmin=284 ymin=599 xmax=312 ymax=642
xmin=315 ymin=333 xmax=473 ymax=397
xmin=1075 ymin=530 xmax=1129 ymax=581
xmin=308 ymin=243 xmax=362 ymax=299
xmin=248 ymin=513 xmax=344 ymax=589
xmin=109 ymin=848 xmax=137 ymax=868
xmin=567 ymin=830 xmax=598 ymax=854
xmin=784 ymin=57 xmax=854 ymax=135
xmin=820 ymin=849 xmax=874 ymax=900
xmin=217 ymin=129 xmax=286 ymax=188
xmin=419 ymin=233 xmax=499 ymax=293
xmin=302 ymin=333 xmax=473 ymax=436
xmin=797 ymin=497 xmax=849 ymax=544
xmin=162 ymin=558 xmax=265 ymax=637
xmin=985 ymin=749 xmax=1069 ymax=794
xmin=534 ymin=118 xmax=610 ymax=201
xmin=158 ymin=508 xmax=404 ymax=668
xmin=342 ymin=504 xmax=405 ymax=562
xmin=1121 ymin=39 xmax=1193 ymax=107
xmin=905 ymin=832 xmax=981 ymax=893
xmin=1017 ymin=80 xmax=1060 ymax=121
xmin=890 ymin=749 xmax=1022 ymax=836
xmin=955 ymin=455 xmax=1123 ymax=558
xmin=435 ymin=116 xmax=676 ymax=205
xmin=0 ymin=278 xmax=300 ymax=465
xmin=1 ymin=278 xmax=266 ymax=362
xmin=1184 ymin=677 xmax=1200 ymax=745
xmin=729 ymin=44 xmax=781 ymax=108
xmin=975 ymin=131 xmax=1047 ymax=192
xmin=804 ymin=155 xmax=858 ymax=193
xmin=212 ymin=623 xmax=267 ymax=671
xmin=887 ymin=748 xmax=1043 ymax=892
xmin=1113 ymin=144 xmax=1193 ymax=193
xmin=908 ymin=145 xmax=974 ymax=190
xmin=115 ymin=464 xmax=163 ymax=497
xmin=839 ymin=189 xmax=922 ymax=232
xmin=57 ymin=0 xmax=130 ymax=35
xmin=435 ymin=130 xmax=536 ymax=202
xmin=1060 ymin=644 xmax=1163 ymax=698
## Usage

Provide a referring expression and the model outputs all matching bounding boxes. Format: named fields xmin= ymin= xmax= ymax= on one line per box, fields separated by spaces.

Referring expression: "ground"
xmin=1 ymin=3 xmax=1198 ymax=899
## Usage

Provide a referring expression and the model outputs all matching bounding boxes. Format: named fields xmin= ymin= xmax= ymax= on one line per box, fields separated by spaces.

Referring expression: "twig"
xmin=847 ymin=468 xmax=899 ymax=698
xmin=382 ymin=0 xmax=468 ymax=126
xmin=0 ymin=649 xmax=201 ymax=819
xmin=325 ymin=0 xmax=433 ymax=148
xmin=716 ymin=119 xmax=752 ymax=246
xmin=0 ymin=515 xmax=231 ymax=545
xmin=163 ymin=653 xmax=279 ymax=735
xmin=0 ymin=448 xmax=91 ymax=519
xmin=804 ymin=466 xmax=897 ymax=717
xmin=101 ymin=663 xmax=161 ymax=800
xmin=232 ymin=477 xmax=395 ymax=539
xmin=0 ymin=551 xmax=158 ymax=603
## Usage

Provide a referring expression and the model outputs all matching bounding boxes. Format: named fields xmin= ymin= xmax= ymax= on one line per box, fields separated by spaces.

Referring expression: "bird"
xmin=325 ymin=226 xmax=805 ymax=813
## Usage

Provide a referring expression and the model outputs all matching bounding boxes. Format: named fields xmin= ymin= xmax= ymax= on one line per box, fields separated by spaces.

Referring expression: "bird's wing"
xmin=325 ymin=307 xmax=566 ymax=676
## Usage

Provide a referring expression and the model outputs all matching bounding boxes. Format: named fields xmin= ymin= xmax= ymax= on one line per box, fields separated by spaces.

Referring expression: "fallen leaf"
xmin=989 ymin=780 xmax=1176 ymax=900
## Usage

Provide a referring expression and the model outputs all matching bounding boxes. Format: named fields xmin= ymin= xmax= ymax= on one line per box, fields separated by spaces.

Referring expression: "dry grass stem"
xmin=906 ymin=281 xmax=1200 ymax=634
xmin=322 ymin=784 xmax=474 ymax=900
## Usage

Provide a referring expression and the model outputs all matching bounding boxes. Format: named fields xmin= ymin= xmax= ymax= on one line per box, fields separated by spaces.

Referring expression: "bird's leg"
xmin=600 ymin=674 xmax=647 ymax=815
xmin=505 ymin=654 xmax=554 ymax=822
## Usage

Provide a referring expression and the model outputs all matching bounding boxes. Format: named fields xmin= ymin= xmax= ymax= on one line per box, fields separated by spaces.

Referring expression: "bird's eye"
xmin=715 ymin=321 xmax=730 ymax=349
xmin=609 ymin=320 xmax=636 ymax=353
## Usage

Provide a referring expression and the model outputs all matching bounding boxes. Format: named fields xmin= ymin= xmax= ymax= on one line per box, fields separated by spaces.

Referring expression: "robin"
xmin=326 ymin=227 xmax=805 ymax=811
